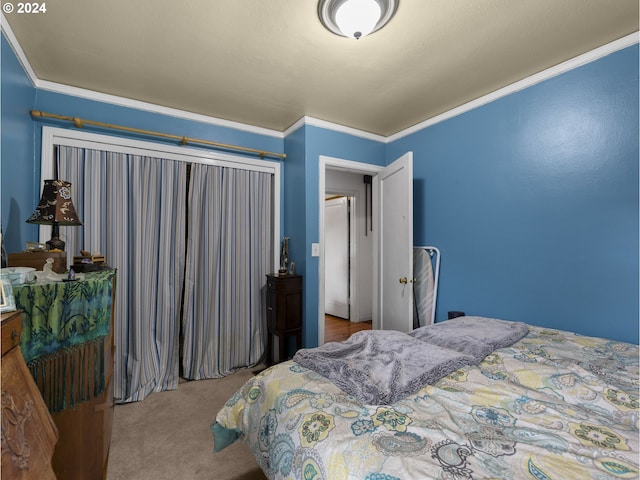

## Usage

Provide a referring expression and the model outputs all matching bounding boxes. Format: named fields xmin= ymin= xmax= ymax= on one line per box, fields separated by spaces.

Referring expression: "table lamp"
xmin=26 ymin=179 xmax=82 ymax=251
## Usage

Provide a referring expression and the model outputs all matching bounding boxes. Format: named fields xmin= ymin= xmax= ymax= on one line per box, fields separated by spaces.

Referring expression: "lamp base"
xmin=46 ymin=236 xmax=65 ymax=252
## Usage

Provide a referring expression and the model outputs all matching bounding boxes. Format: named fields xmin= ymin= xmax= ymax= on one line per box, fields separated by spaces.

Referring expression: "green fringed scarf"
xmin=27 ymin=336 xmax=106 ymax=413
xmin=13 ymin=270 xmax=115 ymax=413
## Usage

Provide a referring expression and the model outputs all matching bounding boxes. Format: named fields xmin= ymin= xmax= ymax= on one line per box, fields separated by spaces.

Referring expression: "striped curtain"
xmin=181 ymin=163 xmax=272 ymax=379
xmin=58 ymin=147 xmax=188 ymax=402
xmin=57 ymin=145 xmax=273 ymax=402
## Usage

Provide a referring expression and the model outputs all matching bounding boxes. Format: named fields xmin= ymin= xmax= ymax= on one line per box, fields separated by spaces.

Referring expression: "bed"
xmin=212 ymin=317 xmax=639 ymax=479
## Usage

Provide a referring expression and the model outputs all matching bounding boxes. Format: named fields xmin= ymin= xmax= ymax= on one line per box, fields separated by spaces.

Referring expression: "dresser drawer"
xmin=1 ymin=310 xmax=23 ymax=355
xmin=8 ymin=251 xmax=67 ymax=274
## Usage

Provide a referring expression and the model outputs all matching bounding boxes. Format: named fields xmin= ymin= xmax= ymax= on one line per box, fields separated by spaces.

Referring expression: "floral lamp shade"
xmin=26 ymin=179 xmax=82 ymax=251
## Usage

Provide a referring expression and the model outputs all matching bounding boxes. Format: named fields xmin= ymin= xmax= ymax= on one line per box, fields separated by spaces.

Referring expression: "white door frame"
xmin=318 ymin=156 xmax=382 ymax=346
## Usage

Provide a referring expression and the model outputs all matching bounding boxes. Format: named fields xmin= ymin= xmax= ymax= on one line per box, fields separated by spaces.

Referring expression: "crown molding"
xmin=283 ymin=116 xmax=386 ymax=143
xmin=3 ymin=13 xmax=637 ymax=144
xmin=282 ymin=117 xmax=306 ymax=137
xmin=1 ymin=13 xmax=37 ymax=86
xmin=278 ymin=32 xmax=640 ymax=143
xmin=34 ymin=79 xmax=285 ymax=139
xmin=1 ymin=14 xmax=283 ymax=139
xmin=387 ymin=32 xmax=640 ymax=142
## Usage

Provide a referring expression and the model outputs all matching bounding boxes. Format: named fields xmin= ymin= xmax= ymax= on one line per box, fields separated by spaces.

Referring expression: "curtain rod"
xmin=30 ymin=110 xmax=286 ymax=160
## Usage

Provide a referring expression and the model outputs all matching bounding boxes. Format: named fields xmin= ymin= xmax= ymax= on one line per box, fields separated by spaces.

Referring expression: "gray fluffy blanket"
xmin=293 ymin=316 xmax=529 ymax=405
xmin=409 ymin=316 xmax=530 ymax=363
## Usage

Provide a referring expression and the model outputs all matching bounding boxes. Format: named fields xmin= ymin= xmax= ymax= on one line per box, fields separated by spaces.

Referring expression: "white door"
xmin=373 ymin=152 xmax=413 ymax=332
xmin=325 ymin=196 xmax=350 ymax=318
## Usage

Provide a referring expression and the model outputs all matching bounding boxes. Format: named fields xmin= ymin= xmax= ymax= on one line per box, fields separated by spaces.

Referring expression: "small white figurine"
xmin=39 ymin=257 xmax=59 ymax=281
xmin=42 ymin=257 xmax=54 ymax=274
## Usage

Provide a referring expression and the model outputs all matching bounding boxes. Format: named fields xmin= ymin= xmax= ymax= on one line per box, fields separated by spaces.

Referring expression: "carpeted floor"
xmin=106 ymin=369 xmax=268 ymax=480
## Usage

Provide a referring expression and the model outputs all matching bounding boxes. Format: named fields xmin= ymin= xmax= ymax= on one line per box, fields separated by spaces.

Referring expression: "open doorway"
xmin=324 ymin=193 xmax=373 ymax=343
xmin=324 ymin=195 xmax=352 ymax=320
xmin=318 ymin=156 xmax=383 ymax=345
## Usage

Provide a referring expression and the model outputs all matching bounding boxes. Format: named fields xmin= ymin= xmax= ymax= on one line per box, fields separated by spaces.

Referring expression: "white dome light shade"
xmin=335 ymin=0 xmax=381 ymax=39
xmin=318 ymin=0 xmax=398 ymax=40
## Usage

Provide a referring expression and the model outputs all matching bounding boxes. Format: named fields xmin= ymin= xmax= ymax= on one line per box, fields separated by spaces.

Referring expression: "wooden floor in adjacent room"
xmin=325 ymin=314 xmax=372 ymax=343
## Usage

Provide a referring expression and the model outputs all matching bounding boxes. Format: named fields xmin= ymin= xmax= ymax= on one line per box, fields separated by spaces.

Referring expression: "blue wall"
xmin=288 ymin=125 xmax=386 ymax=347
xmin=1 ymin=35 xmax=37 ymax=252
xmin=389 ymin=45 xmax=639 ymax=344
xmin=282 ymin=126 xmax=307 ymax=279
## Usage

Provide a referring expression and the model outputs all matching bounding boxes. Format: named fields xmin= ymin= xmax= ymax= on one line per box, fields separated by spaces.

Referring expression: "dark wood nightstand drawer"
xmin=266 ymin=274 xmax=302 ymax=292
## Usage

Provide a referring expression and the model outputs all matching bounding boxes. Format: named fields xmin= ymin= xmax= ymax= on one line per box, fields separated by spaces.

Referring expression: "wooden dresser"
xmin=1 ymin=310 xmax=58 ymax=480
xmin=12 ymin=270 xmax=116 ymax=480
xmin=265 ymin=273 xmax=303 ymax=365
xmin=7 ymin=251 xmax=67 ymax=274
xmin=47 ymin=316 xmax=115 ymax=480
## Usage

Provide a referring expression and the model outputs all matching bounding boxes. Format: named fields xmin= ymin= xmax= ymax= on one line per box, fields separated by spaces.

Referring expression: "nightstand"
xmin=265 ymin=273 xmax=302 ymax=365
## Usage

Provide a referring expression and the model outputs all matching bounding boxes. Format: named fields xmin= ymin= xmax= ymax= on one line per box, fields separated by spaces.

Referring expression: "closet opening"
xmin=40 ymin=126 xmax=281 ymax=404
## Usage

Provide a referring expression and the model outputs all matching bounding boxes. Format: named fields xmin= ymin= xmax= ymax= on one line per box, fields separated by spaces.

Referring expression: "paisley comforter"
xmin=213 ymin=325 xmax=639 ymax=479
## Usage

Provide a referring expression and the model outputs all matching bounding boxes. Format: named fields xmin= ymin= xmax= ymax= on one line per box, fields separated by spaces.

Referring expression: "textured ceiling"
xmin=3 ymin=0 xmax=639 ymax=136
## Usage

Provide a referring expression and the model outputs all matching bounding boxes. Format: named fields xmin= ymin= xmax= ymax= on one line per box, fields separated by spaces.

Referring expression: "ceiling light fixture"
xmin=318 ymin=0 xmax=398 ymax=40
